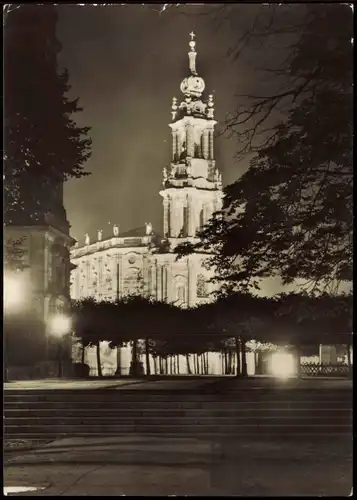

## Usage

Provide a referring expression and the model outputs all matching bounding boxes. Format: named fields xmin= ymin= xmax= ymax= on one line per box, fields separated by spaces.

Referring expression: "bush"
xmin=73 ymin=363 xmax=90 ymax=378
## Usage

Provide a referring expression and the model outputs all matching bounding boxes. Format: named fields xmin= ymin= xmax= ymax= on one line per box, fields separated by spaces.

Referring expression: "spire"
xmin=188 ymin=31 xmax=197 ymax=75
xmin=179 ymin=33 xmax=205 ymax=99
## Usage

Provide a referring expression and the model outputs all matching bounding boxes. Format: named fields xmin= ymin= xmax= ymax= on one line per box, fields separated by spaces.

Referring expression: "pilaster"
xmin=186 ymin=122 xmax=194 ymax=158
xmin=203 ymin=129 xmax=209 ymax=160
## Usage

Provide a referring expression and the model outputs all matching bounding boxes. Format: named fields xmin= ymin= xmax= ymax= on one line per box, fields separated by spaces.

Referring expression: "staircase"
xmin=4 ymin=386 xmax=353 ymax=441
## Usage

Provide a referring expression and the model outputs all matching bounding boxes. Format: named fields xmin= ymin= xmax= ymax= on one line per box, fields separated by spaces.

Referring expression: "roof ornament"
xmin=85 ymin=233 xmax=90 ymax=246
xmin=113 ymin=224 xmax=119 ymax=236
xmin=171 ymin=97 xmax=178 ymax=121
xmin=145 ymin=222 xmax=153 ymax=235
xmin=207 ymin=94 xmax=215 ymax=119
xmin=97 ymin=229 xmax=103 ymax=241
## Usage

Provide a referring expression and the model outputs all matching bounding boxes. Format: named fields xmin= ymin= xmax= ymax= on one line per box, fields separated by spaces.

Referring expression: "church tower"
xmin=160 ymin=33 xmax=223 ymax=243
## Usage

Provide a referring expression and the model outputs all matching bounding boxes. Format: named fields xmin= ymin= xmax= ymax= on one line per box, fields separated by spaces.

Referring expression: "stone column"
xmin=166 ymin=264 xmax=173 ymax=302
xmin=186 ymin=122 xmax=194 ymax=158
xmin=187 ymin=257 xmax=196 ymax=308
xmin=203 ymin=129 xmax=209 ymax=160
xmin=142 ymin=255 xmax=149 ymax=295
xmin=163 ymin=198 xmax=168 ymax=237
xmin=172 ymin=131 xmax=177 ymax=161
xmin=156 ymin=264 xmax=162 ymax=301
xmin=169 ymin=199 xmax=175 ymax=237
xmin=197 ymin=131 xmax=202 ymax=158
xmin=187 ymin=197 xmax=193 ymax=237
xmin=188 ymin=197 xmax=198 ymax=237
xmin=163 ymin=265 xmax=168 ymax=302
xmin=208 ymin=129 xmax=214 ymax=160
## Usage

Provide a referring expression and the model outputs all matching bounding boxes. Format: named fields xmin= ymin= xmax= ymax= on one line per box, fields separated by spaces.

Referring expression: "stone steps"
xmin=4 ymin=389 xmax=352 ymax=440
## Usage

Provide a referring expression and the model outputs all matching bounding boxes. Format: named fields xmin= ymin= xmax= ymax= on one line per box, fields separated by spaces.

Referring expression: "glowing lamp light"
xmin=49 ymin=314 xmax=72 ymax=337
xmin=269 ymin=351 xmax=297 ymax=379
xmin=4 ymin=273 xmax=25 ymax=311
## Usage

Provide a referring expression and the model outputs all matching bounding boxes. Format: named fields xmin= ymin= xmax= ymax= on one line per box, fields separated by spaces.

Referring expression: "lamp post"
xmin=4 ymin=271 xmax=26 ymax=382
xmin=48 ymin=314 xmax=72 ymax=378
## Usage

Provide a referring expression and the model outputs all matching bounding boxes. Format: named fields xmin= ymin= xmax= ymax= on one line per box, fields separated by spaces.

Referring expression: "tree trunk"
xmin=145 ymin=338 xmax=151 ymax=376
xmin=235 ymin=337 xmax=241 ymax=377
xmin=81 ymin=342 xmax=86 ymax=364
xmin=346 ymin=341 xmax=352 ymax=378
xmin=170 ymin=356 xmax=173 ymax=374
xmin=253 ymin=351 xmax=258 ymax=374
xmin=159 ymin=356 xmax=163 ymax=374
xmin=153 ymin=356 xmax=158 ymax=375
xmin=132 ymin=340 xmax=138 ymax=365
xmin=186 ymin=354 xmax=192 ymax=375
xmin=116 ymin=346 xmax=121 ymax=376
xmin=228 ymin=351 xmax=233 ymax=374
xmin=221 ymin=352 xmax=224 ymax=375
xmin=176 ymin=355 xmax=180 ymax=374
xmin=223 ymin=351 xmax=228 ymax=374
xmin=203 ymin=353 xmax=208 ymax=374
xmin=96 ymin=342 xmax=102 ymax=377
xmin=240 ymin=337 xmax=247 ymax=377
xmin=165 ymin=357 xmax=169 ymax=375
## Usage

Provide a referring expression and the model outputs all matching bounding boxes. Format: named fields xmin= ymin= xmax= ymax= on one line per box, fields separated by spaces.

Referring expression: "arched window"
xmin=182 ymin=206 xmax=189 ymax=237
xmin=196 ymin=274 xmax=208 ymax=298
xmin=177 ymin=285 xmax=186 ymax=304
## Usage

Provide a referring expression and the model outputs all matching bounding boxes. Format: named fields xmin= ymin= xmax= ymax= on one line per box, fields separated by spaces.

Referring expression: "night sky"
xmin=57 ymin=4 xmax=279 ymax=243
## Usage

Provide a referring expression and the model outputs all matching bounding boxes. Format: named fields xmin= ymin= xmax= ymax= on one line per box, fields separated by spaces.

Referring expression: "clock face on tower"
xmin=180 ymin=76 xmax=205 ymax=96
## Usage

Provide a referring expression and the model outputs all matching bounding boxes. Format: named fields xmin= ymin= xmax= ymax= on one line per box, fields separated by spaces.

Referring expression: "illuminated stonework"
xmin=70 ymin=34 xmax=237 ymax=375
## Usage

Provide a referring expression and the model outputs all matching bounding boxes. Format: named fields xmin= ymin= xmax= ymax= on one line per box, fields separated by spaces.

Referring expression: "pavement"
xmin=4 ymin=434 xmax=353 ymax=496
xmin=4 ymin=376 xmax=353 ymax=391
xmin=4 ymin=377 xmax=353 ymax=495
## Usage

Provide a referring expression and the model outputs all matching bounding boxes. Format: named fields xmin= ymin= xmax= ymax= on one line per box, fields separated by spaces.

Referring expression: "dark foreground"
xmin=4 ymin=435 xmax=352 ymax=496
xmin=4 ymin=377 xmax=353 ymax=496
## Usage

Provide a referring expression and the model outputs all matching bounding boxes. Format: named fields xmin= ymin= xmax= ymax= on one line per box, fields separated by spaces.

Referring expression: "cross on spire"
xmin=189 ymin=31 xmax=196 ymax=41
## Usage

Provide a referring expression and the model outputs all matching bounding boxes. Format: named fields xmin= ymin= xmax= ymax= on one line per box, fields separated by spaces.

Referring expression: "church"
xmin=69 ymin=33 xmax=257 ymax=375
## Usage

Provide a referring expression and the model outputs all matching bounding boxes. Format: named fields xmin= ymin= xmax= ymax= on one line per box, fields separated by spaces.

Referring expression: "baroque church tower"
xmin=160 ymin=33 xmax=223 ymax=243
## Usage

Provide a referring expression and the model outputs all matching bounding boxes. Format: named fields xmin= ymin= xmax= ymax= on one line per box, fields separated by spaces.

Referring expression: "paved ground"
xmin=4 ymin=379 xmax=145 ymax=391
xmin=4 ymin=378 xmax=352 ymax=495
xmin=4 ymin=376 xmax=353 ymax=391
xmin=4 ymin=435 xmax=352 ymax=496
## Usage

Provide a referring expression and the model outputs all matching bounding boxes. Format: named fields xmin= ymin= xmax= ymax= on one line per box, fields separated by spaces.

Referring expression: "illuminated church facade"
xmin=70 ymin=34 xmax=256 ymax=375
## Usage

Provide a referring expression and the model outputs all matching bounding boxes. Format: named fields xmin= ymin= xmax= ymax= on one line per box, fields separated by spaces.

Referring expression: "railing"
xmin=301 ymin=363 xmax=350 ymax=377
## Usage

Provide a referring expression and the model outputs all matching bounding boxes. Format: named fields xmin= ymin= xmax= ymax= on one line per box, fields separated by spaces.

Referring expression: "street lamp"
xmin=4 ymin=271 xmax=25 ymax=312
xmin=48 ymin=313 xmax=72 ymax=378
xmin=269 ymin=350 xmax=297 ymax=379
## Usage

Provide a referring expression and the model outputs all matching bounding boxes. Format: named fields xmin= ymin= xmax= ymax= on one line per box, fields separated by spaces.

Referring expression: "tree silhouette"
xmin=4 ymin=4 xmax=91 ymax=228
xmin=176 ymin=4 xmax=352 ymax=295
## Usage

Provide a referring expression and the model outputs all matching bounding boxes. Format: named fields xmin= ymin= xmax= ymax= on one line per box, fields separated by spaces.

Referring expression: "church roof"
xmin=120 ymin=226 xmax=148 ymax=238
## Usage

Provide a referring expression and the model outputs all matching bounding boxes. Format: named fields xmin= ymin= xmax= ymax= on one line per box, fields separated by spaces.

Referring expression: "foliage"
xmin=176 ymin=4 xmax=353 ymax=294
xmin=72 ymin=291 xmax=351 ymax=360
xmin=4 ymin=4 xmax=91 ymax=227
xmin=275 ymin=292 xmax=352 ymax=345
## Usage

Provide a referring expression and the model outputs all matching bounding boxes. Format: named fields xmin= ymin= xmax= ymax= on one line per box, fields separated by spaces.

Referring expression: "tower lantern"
xmin=160 ymin=33 xmax=223 ymax=241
